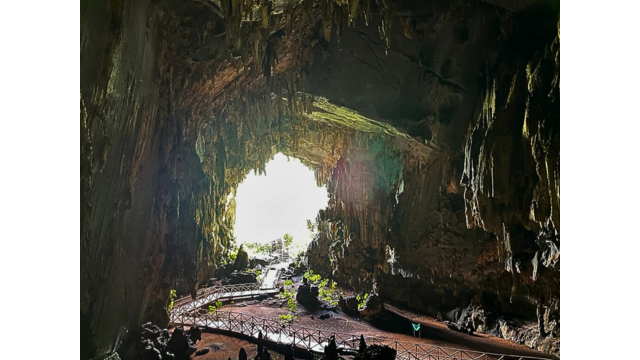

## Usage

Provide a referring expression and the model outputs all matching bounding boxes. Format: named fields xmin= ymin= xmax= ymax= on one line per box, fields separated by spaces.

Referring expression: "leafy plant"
xmin=280 ymin=279 xmax=295 ymax=300
xmin=279 ymin=313 xmax=295 ymax=325
xmin=246 ymin=242 xmax=272 ymax=254
xmin=356 ymin=293 xmax=369 ymax=311
xmin=279 ymin=278 xmax=298 ymax=324
xmin=167 ymin=289 xmax=177 ymax=313
xmin=304 ymin=271 xmax=339 ymax=305
xmin=283 ymin=233 xmax=293 ymax=248
xmin=319 ymin=280 xmax=338 ymax=306
xmin=208 ymin=301 xmax=224 ymax=314
xmin=229 ymin=251 xmax=238 ymax=261
xmin=287 ymin=298 xmax=297 ymax=313
xmin=304 ymin=270 xmax=321 ymax=284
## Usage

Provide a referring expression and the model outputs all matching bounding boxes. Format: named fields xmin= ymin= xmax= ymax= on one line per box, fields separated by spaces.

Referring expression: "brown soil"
xmin=178 ymin=274 xmax=556 ymax=360
xmin=209 ymin=295 xmax=557 ymax=360
xmin=182 ymin=330 xmax=305 ymax=360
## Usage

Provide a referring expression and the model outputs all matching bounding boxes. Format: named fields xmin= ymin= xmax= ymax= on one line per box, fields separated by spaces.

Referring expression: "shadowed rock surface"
xmin=80 ymin=0 xmax=560 ymax=358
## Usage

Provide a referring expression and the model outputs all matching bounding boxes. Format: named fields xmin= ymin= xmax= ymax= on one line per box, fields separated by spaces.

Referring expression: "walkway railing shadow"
xmin=170 ymin=309 xmax=550 ymax=360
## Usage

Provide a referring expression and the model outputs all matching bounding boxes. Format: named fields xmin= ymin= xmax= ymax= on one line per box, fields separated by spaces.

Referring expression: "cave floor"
xmin=212 ymin=297 xmax=557 ymax=360
xmin=182 ymin=331 xmax=306 ymax=360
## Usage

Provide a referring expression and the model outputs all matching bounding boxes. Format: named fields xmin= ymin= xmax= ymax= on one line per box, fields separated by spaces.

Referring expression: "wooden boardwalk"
xmin=170 ymin=310 xmax=551 ymax=360
xmin=169 ymin=272 xmax=550 ymax=360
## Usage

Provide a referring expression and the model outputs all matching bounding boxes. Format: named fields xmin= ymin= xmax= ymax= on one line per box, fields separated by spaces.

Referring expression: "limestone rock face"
xmin=307 ymin=4 xmax=560 ymax=356
xmin=81 ymin=0 xmax=559 ymax=358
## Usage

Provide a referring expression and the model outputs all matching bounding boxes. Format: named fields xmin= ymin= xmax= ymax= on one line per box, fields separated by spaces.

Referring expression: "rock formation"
xmin=81 ymin=0 xmax=560 ymax=358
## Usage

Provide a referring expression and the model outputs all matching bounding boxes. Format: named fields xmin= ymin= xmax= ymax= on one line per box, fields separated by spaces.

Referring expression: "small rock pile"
xmin=137 ymin=323 xmax=201 ymax=360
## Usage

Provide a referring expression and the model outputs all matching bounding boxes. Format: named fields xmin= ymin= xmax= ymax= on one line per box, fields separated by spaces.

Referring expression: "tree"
xmin=283 ymin=233 xmax=293 ymax=248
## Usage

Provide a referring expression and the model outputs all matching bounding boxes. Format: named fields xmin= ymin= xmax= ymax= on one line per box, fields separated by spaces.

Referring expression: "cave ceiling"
xmin=80 ymin=0 xmax=560 ymax=358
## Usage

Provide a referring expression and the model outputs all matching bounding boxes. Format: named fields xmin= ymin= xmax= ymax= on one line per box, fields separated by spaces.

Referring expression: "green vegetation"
xmin=304 ymin=270 xmax=322 ymax=284
xmin=306 ymin=219 xmax=317 ymax=238
xmin=356 ymin=293 xmax=370 ymax=311
xmin=245 ymin=242 xmax=272 ymax=254
xmin=279 ymin=278 xmax=297 ymax=324
xmin=287 ymin=297 xmax=297 ymax=313
xmin=208 ymin=301 xmax=224 ymax=314
xmin=283 ymin=233 xmax=293 ymax=248
xmin=319 ymin=279 xmax=338 ymax=306
xmin=166 ymin=289 xmax=177 ymax=314
xmin=280 ymin=279 xmax=296 ymax=300
xmin=305 ymin=270 xmax=339 ymax=306
xmin=279 ymin=313 xmax=294 ymax=324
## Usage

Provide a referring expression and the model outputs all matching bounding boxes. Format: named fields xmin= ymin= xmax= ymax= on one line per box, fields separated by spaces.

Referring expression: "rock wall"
xmin=307 ymin=2 xmax=560 ymax=355
xmin=81 ymin=0 xmax=559 ymax=358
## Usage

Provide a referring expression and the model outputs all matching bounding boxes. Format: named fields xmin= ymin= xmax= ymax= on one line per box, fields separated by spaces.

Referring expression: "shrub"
xmin=304 ymin=270 xmax=321 ymax=284
xmin=208 ymin=301 xmax=223 ymax=314
xmin=288 ymin=298 xmax=297 ymax=313
xmin=279 ymin=313 xmax=295 ymax=324
xmin=319 ymin=280 xmax=338 ymax=306
xmin=356 ymin=293 xmax=369 ymax=310
xmin=283 ymin=233 xmax=293 ymax=248
xmin=280 ymin=279 xmax=295 ymax=300
xmin=246 ymin=242 xmax=272 ymax=254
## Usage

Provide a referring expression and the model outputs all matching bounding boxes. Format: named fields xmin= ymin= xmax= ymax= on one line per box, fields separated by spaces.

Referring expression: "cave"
xmin=80 ymin=0 xmax=560 ymax=359
xmin=233 ymin=152 xmax=328 ymax=250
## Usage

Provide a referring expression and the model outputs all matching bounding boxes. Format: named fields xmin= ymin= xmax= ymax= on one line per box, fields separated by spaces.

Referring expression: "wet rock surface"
xmin=81 ymin=0 xmax=560 ymax=357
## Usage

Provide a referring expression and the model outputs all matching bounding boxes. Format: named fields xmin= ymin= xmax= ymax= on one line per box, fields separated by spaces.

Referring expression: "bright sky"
xmin=234 ymin=153 xmax=328 ymax=248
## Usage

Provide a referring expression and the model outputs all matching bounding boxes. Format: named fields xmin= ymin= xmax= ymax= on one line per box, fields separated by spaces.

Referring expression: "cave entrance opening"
xmin=233 ymin=153 xmax=328 ymax=261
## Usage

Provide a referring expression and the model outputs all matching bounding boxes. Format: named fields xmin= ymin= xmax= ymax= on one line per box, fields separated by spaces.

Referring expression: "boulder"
xmin=165 ymin=327 xmax=197 ymax=360
xmin=444 ymin=321 xmax=474 ymax=335
xmin=137 ymin=322 xmax=171 ymax=359
xmin=187 ymin=326 xmax=202 ymax=343
xmin=233 ymin=245 xmax=250 ymax=271
xmin=339 ymin=295 xmax=359 ymax=315
xmin=296 ymin=283 xmax=320 ymax=307
xmin=143 ymin=347 xmax=162 ymax=360
xmin=250 ymin=257 xmax=270 ymax=268
xmin=359 ymin=294 xmax=383 ymax=319
xmin=229 ymin=271 xmax=257 ymax=284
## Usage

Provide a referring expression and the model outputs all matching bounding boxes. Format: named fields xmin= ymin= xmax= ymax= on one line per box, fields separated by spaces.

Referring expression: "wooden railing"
xmin=171 ymin=283 xmax=276 ymax=316
xmin=169 ymin=310 xmax=550 ymax=360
